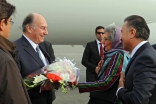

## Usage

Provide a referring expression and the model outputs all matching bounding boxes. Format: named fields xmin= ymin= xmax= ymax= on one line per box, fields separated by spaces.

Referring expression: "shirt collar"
xmin=131 ymin=41 xmax=147 ymax=58
xmin=96 ymin=39 xmax=101 ymax=44
xmin=23 ymin=34 xmax=38 ymax=51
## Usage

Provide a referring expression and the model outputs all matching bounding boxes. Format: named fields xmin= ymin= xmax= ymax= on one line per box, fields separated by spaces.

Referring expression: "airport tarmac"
xmin=52 ymin=45 xmax=89 ymax=104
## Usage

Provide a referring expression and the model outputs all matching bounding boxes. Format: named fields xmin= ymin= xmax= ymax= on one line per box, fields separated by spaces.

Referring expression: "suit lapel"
xmin=125 ymin=42 xmax=150 ymax=74
xmin=21 ymin=36 xmax=45 ymax=67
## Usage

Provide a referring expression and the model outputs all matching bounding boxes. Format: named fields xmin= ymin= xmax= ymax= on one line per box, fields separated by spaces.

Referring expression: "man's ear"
xmin=26 ymin=24 xmax=32 ymax=33
xmin=130 ymin=28 xmax=136 ymax=39
xmin=0 ymin=19 xmax=6 ymax=31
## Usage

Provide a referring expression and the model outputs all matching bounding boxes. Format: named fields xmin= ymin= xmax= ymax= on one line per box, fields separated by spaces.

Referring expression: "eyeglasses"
xmin=97 ymin=32 xmax=104 ymax=34
xmin=0 ymin=18 xmax=14 ymax=26
xmin=9 ymin=20 xmax=14 ymax=26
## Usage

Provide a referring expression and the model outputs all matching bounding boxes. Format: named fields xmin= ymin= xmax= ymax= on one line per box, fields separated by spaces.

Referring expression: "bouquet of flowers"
xmin=23 ymin=58 xmax=80 ymax=93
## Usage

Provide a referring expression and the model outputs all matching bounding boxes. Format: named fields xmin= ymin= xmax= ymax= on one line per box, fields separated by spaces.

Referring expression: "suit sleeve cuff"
xmin=116 ymin=87 xmax=123 ymax=97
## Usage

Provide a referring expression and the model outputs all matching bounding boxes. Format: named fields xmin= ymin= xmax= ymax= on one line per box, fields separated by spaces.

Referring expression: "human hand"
xmin=40 ymin=79 xmax=53 ymax=91
xmin=73 ymin=81 xmax=78 ymax=87
xmin=118 ymin=72 xmax=125 ymax=88
xmin=95 ymin=60 xmax=104 ymax=74
xmin=98 ymin=59 xmax=104 ymax=67
xmin=95 ymin=66 xmax=101 ymax=74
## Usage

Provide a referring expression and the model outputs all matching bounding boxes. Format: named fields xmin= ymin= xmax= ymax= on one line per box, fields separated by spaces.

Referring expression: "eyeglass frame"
xmin=0 ymin=18 xmax=14 ymax=26
xmin=9 ymin=20 xmax=14 ymax=26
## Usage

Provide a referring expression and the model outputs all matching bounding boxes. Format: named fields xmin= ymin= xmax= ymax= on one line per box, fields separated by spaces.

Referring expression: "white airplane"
xmin=8 ymin=0 xmax=156 ymax=45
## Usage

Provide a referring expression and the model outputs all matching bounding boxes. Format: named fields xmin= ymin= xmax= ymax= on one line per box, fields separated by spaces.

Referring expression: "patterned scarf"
xmin=98 ymin=25 xmax=129 ymax=79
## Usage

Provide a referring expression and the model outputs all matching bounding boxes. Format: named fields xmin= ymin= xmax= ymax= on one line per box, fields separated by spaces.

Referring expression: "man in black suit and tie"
xmin=152 ymin=44 xmax=156 ymax=50
xmin=81 ymin=26 xmax=105 ymax=82
xmin=14 ymin=13 xmax=55 ymax=104
xmin=117 ymin=15 xmax=156 ymax=104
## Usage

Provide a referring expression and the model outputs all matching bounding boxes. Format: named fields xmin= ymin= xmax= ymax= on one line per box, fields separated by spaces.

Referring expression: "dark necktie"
xmin=100 ymin=43 xmax=104 ymax=59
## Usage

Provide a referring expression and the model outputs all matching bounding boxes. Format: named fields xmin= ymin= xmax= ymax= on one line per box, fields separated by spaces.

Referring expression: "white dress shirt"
xmin=96 ymin=39 xmax=104 ymax=55
xmin=23 ymin=34 xmax=48 ymax=66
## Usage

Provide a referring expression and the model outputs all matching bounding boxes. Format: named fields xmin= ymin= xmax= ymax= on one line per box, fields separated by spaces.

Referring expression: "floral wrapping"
xmin=23 ymin=58 xmax=80 ymax=93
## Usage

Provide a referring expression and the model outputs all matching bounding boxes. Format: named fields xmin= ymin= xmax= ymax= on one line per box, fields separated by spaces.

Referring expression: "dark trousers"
xmin=88 ymin=98 xmax=113 ymax=104
xmin=28 ymin=88 xmax=53 ymax=104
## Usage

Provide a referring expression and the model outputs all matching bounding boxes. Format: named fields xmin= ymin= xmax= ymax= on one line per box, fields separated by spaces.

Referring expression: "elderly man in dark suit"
xmin=14 ymin=13 xmax=55 ymax=104
xmin=82 ymin=26 xmax=105 ymax=82
xmin=117 ymin=15 xmax=156 ymax=104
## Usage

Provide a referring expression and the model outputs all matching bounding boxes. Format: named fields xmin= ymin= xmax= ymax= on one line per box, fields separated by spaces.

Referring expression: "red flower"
xmin=46 ymin=73 xmax=62 ymax=83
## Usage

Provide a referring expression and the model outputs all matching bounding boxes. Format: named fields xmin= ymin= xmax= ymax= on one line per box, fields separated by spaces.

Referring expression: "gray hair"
xmin=104 ymin=23 xmax=116 ymax=42
xmin=22 ymin=13 xmax=34 ymax=32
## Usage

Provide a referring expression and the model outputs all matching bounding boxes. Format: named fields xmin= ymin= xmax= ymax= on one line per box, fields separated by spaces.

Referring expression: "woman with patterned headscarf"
xmin=77 ymin=23 xmax=129 ymax=104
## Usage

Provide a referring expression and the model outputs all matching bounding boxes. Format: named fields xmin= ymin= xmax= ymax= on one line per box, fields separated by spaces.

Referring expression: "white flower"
xmin=46 ymin=63 xmax=62 ymax=72
xmin=33 ymin=74 xmax=47 ymax=84
xmin=60 ymin=73 xmax=70 ymax=82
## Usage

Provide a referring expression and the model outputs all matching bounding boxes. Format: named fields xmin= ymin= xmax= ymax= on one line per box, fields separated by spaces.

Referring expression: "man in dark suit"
xmin=117 ymin=15 xmax=156 ymax=104
xmin=81 ymin=26 xmax=104 ymax=82
xmin=14 ymin=13 xmax=55 ymax=104
xmin=152 ymin=44 xmax=156 ymax=50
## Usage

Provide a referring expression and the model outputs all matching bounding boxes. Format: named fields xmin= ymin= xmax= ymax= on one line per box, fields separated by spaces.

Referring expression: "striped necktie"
xmin=36 ymin=46 xmax=45 ymax=64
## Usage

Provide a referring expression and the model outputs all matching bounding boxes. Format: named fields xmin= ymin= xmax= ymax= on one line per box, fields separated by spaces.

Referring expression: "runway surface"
xmin=52 ymin=45 xmax=89 ymax=104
